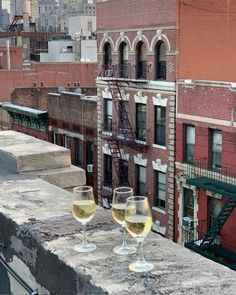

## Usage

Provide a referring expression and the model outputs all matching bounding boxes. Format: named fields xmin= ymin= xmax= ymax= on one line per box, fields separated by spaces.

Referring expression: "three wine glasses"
xmin=72 ymin=185 xmax=154 ymax=272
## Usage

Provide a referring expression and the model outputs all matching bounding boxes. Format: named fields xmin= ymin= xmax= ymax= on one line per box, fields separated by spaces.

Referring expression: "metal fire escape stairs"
xmin=106 ymin=80 xmax=137 ymax=187
xmin=200 ymin=200 xmax=236 ymax=250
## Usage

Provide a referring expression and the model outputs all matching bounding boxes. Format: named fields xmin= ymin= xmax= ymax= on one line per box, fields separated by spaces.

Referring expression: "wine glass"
xmin=125 ymin=196 xmax=154 ymax=272
xmin=72 ymin=186 xmax=96 ymax=253
xmin=112 ymin=187 xmax=136 ymax=255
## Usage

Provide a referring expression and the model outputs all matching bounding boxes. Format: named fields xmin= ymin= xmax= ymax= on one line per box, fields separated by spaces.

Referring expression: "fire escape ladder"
xmin=107 ymin=140 xmax=129 ymax=186
xmin=107 ymin=81 xmax=136 ymax=144
xmin=200 ymin=200 xmax=236 ymax=250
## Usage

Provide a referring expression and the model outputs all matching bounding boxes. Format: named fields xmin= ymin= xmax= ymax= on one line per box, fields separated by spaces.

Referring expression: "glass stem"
xmin=82 ymin=223 xmax=87 ymax=245
xmin=137 ymin=241 xmax=145 ymax=262
xmin=121 ymin=225 xmax=127 ymax=247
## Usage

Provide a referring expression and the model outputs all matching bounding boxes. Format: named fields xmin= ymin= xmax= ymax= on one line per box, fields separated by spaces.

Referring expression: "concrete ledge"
xmin=0 ymin=131 xmax=71 ymax=172
xmin=0 ymin=178 xmax=236 ymax=294
xmin=23 ymin=165 xmax=86 ymax=189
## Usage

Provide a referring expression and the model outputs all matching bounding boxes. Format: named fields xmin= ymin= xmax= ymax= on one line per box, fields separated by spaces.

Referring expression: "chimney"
xmin=6 ymin=40 xmax=11 ymax=70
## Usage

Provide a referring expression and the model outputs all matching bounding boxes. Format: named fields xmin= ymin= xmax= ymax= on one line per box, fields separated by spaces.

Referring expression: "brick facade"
xmin=47 ymin=91 xmax=98 ymax=198
xmin=96 ymin=0 xmax=177 ymax=239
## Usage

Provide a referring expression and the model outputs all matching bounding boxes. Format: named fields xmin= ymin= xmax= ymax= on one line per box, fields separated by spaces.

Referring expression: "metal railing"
xmin=186 ymin=158 xmax=236 ymax=187
xmin=98 ymin=62 xmax=151 ymax=81
xmin=0 ymin=243 xmax=38 ymax=295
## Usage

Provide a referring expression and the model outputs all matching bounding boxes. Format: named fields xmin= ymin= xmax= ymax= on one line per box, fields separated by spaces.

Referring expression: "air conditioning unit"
xmin=87 ymin=164 xmax=93 ymax=173
xmin=182 ymin=216 xmax=194 ymax=229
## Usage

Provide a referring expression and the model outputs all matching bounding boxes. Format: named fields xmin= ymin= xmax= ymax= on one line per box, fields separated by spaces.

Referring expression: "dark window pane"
xmin=154 ymin=171 xmax=166 ymax=209
xmin=136 ymin=104 xmax=146 ymax=141
xmin=155 ymin=106 xmax=166 ymax=146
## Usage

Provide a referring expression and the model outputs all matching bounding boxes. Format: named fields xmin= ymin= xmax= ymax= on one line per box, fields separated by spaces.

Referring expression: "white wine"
xmin=112 ymin=203 xmax=126 ymax=225
xmin=125 ymin=215 xmax=152 ymax=240
xmin=72 ymin=200 xmax=96 ymax=223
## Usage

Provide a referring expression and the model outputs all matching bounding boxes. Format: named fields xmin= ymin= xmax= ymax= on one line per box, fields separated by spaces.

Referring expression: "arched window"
xmin=136 ymin=41 xmax=147 ymax=79
xmin=155 ymin=41 xmax=166 ymax=80
xmin=119 ymin=42 xmax=128 ymax=78
xmin=103 ymin=42 xmax=112 ymax=76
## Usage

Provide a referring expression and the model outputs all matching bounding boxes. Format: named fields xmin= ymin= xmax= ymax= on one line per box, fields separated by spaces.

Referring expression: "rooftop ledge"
xmin=0 ymin=132 xmax=235 ymax=294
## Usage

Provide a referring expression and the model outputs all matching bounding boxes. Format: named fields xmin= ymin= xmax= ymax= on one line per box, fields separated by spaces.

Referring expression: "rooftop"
xmin=0 ymin=131 xmax=235 ymax=294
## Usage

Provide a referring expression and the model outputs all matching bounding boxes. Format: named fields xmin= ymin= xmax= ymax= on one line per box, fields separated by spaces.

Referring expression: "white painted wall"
xmin=40 ymin=40 xmax=75 ymax=62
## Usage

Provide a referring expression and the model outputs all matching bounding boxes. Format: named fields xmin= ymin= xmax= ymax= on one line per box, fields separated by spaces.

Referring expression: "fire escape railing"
xmin=186 ymin=158 xmax=236 ymax=188
xmin=98 ymin=62 xmax=151 ymax=81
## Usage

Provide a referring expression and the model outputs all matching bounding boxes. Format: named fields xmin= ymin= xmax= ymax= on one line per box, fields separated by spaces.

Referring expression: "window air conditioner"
xmin=87 ymin=164 xmax=94 ymax=173
xmin=182 ymin=216 xmax=194 ymax=229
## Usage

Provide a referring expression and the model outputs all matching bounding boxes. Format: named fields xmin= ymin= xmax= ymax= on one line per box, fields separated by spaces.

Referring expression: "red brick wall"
xmin=97 ymin=0 xmax=177 ymax=30
xmin=0 ymin=62 xmax=97 ymax=102
xmin=179 ymin=0 xmax=236 ymax=81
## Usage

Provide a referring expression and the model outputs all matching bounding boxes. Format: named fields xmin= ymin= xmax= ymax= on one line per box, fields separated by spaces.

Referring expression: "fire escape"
xmin=98 ymin=62 xmax=151 ymax=205
xmin=184 ymin=158 xmax=236 ymax=270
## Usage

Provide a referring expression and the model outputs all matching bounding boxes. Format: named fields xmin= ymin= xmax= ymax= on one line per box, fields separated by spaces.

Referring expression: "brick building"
xmin=175 ymin=0 xmax=236 ymax=270
xmin=47 ymin=90 xmax=98 ymax=197
xmin=96 ymin=0 xmax=177 ymax=238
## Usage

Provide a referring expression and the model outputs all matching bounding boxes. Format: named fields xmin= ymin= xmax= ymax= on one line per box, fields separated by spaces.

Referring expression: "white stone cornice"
xmin=152 ymin=159 xmax=167 ymax=173
xmin=134 ymin=154 xmax=147 ymax=166
xmin=102 ymin=87 xmax=112 ymax=99
xmin=152 ymin=93 xmax=168 ymax=107
xmin=134 ymin=91 xmax=147 ymax=104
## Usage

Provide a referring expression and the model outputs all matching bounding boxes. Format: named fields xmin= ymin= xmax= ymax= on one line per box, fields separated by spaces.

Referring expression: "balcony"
xmin=97 ymin=62 xmax=151 ymax=82
xmin=184 ymin=220 xmax=236 ymax=271
xmin=101 ymin=122 xmax=149 ymax=149
xmin=186 ymin=158 xmax=236 ymax=200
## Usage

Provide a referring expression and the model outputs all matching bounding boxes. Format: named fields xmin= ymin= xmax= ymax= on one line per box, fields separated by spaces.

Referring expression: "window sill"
xmin=135 ymin=139 xmax=147 ymax=145
xmin=152 ymin=144 xmax=166 ymax=150
xmin=152 ymin=207 xmax=166 ymax=214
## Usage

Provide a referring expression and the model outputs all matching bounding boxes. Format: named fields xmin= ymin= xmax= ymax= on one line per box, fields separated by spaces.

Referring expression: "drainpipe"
xmin=6 ymin=40 xmax=10 ymax=70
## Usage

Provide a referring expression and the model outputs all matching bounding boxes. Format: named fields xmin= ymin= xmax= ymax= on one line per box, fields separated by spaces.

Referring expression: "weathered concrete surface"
xmin=0 ymin=130 xmax=86 ymax=189
xmin=23 ymin=165 xmax=86 ymax=189
xmin=0 ymin=178 xmax=236 ymax=295
xmin=0 ymin=130 xmax=71 ymax=172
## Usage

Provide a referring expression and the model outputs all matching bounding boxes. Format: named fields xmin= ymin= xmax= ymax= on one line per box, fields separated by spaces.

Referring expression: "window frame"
xmin=155 ymin=41 xmax=166 ymax=80
xmin=104 ymin=98 xmax=112 ymax=131
xmin=154 ymin=106 xmax=166 ymax=146
xmin=209 ymin=129 xmax=222 ymax=170
xmin=75 ymin=138 xmax=82 ymax=167
xmin=135 ymin=164 xmax=146 ymax=195
xmin=183 ymin=124 xmax=195 ymax=164
xmin=104 ymin=154 xmax=112 ymax=186
xmin=183 ymin=188 xmax=194 ymax=219
xmin=154 ymin=171 xmax=166 ymax=210
xmin=136 ymin=103 xmax=146 ymax=141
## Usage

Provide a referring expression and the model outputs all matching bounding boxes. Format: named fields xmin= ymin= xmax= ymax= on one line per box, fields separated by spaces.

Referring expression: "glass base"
xmin=113 ymin=245 xmax=137 ymax=255
xmin=74 ymin=243 xmax=96 ymax=253
xmin=129 ymin=260 xmax=154 ymax=272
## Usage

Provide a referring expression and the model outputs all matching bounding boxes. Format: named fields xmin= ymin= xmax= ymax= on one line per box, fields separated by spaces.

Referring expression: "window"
xmin=155 ymin=106 xmax=166 ymax=146
xmin=155 ymin=41 xmax=166 ymax=80
xmin=119 ymin=159 xmax=128 ymax=185
xmin=75 ymin=138 xmax=82 ymax=167
xmin=154 ymin=171 xmax=166 ymax=209
xmin=86 ymin=141 xmax=94 ymax=165
xmin=103 ymin=42 xmax=112 ymax=76
xmin=208 ymin=196 xmax=221 ymax=229
xmin=136 ymin=165 xmax=146 ymax=195
xmin=136 ymin=41 xmax=147 ymax=79
xmin=119 ymin=42 xmax=128 ymax=78
xmin=104 ymin=98 xmax=112 ymax=131
xmin=184 ymin=125 xmax=195 ymax=163
xmin=183 ymin=188 xmax=194 ymax=219
xmin=64 ymin=135 xmax=69 ymax=148
xmin=119 ymin=101 xmax=129 ymax=130
xmin=104 ymin=154 xmax=112 ymax=186
xmin=136 ymin=103 xmax=146 ymax=141
xmin=209 ymin=129 xmax=222 ymax=169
